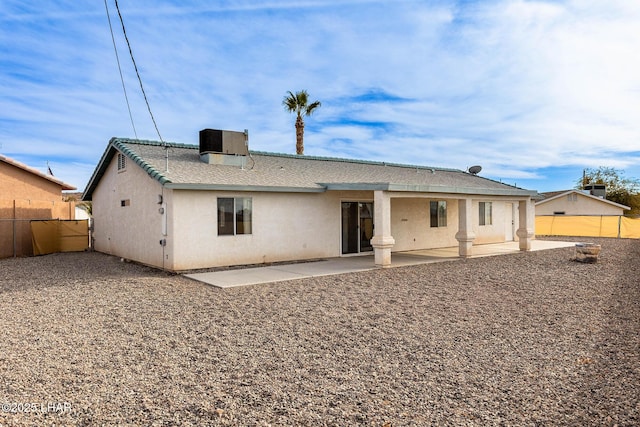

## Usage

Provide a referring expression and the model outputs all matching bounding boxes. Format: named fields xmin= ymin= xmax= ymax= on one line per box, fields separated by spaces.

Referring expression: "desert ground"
xmin=1 ymin=237 xmax=638 ymax=426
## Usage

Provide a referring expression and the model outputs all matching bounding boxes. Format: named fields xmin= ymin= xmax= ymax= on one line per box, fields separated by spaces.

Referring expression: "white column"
xmin=370 ymin=190 xmax=395 ymax=267
xmin=516 ymin=199 xmax=534 ymax=251
xmin=455 ymin=198 xmax=476 ymax=257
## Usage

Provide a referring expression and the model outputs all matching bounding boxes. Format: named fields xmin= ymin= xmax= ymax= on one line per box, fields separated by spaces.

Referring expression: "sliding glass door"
xmin=341 ymin=202 xmax=373 ymax=254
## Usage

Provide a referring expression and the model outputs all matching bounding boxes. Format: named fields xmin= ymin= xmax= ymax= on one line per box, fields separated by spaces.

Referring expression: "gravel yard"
xmin=1 ymin=237 xmax=639 ymax=426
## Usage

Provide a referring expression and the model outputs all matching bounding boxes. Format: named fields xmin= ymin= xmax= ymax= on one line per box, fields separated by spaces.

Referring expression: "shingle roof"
xmin=83 ymin=138 xmax=536 ymax=200
xmin=539 ymin=190 xmax=571 ymax=200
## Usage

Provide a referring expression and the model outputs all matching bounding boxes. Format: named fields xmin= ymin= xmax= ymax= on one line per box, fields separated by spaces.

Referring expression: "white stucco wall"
xmin=74 ymin=207 xmax=90 ymax=220
xmin=472 ymin=199 xmax=510 ymax=244
xmin=91 ymin=154 xmax=166 ymax=268
xmin=536 ymin=193 xmax=626 ymax=216
xmin=390 ymin=197 xmax=522 ymax=250
xmin=168 ymin=190 xmax=374 ymax=270
xmin=169 ymin=190 xmax=520 ymax=270
xmin=390 ymin=198 xmax=459 ymax=251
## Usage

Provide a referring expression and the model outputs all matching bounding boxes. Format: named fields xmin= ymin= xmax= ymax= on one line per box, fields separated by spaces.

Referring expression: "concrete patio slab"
xmin=184 ymin=240 xmax=577 ymax=288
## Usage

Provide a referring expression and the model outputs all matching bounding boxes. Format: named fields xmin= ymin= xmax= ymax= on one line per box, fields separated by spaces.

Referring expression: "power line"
xmin=103 ymin=0 xmax=138 ymax=139
xmin=112 ymin=0 xmax=164 ymax=144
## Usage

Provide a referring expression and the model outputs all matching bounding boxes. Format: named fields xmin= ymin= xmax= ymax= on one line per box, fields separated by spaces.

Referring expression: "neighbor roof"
xmin=0 ymin=154 xmax=76 ymax=191
xmin=83 ymin=138 xmax=536 ymax=200
xmin=537 ymin=189 xmax=630 ymax=210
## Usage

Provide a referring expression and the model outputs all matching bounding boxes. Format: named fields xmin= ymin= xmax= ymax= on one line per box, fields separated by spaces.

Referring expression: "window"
xmin=567 ymin=193 xmax=577 ymax=202
xmin=430 ymin=201 xmax=447 ymax=227
xmin=117 ymin=153 xmax=127 ymax=171
xmin=218 ymin=197 xmax=252 ymax=235
xmin=479 ymin=202 xmax=492 ymax=226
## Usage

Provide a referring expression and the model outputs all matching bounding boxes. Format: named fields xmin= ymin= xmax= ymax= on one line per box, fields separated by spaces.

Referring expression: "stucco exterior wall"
xmin=536 ymin=193 xmax=625 ymax=216
xmin=0 ymin=161 xmax=64 ymax=202
xmin=91 ymin=153 xmax=165 ymax=268
xmin=390 ymin=198 xmax=459 ymax=251
xmin=168 ymin=190 xmax=377 ymax=270
xmin=390 ymin=197 xmax=517 ymax=249
xmin=472 ymin=199 xmax=510 ymax=244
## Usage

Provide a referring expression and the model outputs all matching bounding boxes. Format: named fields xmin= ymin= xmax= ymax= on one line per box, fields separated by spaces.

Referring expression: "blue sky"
xmin=1 ymin=0 xmax=639 ymax=193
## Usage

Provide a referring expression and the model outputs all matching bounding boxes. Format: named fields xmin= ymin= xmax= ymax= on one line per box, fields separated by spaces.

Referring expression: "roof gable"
xmin=0 ymin=154 xmax=76 ymax=190
xmin=83 ymin=138 xmax=536 ymax=200
xmin=536 ymin=189 xmax=630 ymax=210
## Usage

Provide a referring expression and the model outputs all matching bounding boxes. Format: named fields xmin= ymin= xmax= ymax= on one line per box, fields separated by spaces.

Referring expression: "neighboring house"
xmin=0 ymin=154 xmax=76 ymax=257
xmin=74 ymin=207 xmax=91 ymax=220
xmin=63 ymin=191 xmax=92 ymax=220
xmin=536 ymin=189 xmax=630 ymax=216
xmin=82 ymin=131 xmax=538 ymax=271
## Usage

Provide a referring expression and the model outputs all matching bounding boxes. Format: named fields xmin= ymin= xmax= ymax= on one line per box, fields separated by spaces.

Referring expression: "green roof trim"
xmin=83 ymin=137 xmax=537 ymax=200
xmin=83 ymin=137 xmax=178 ymax=200
xmin=112 ymin=140 xmax=172 ymax=185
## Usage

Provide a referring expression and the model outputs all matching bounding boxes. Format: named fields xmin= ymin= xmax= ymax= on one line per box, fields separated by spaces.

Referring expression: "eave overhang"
xmin=321 ymin=182 xmax=537 ymax=197
xmin=164 ymin=183 xmax=326 ymax=193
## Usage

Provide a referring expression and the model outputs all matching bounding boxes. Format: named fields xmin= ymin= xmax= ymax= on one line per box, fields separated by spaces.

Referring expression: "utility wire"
xmin=104 ymin=0 xmax=138 ymax=139
xmin=113 ymin=0 xmax=164 ymax=144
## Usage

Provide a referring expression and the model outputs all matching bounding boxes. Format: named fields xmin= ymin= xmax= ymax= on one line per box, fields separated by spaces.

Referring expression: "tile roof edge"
xmin=82 ymin=138 xmax=174 ymax=200
xmin=113 ymin=140 xmax=172 ymax=186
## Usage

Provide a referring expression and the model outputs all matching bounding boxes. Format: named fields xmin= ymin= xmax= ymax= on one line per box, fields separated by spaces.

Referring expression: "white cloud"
xmin=1 ymin=0 xmax=639 ymax=192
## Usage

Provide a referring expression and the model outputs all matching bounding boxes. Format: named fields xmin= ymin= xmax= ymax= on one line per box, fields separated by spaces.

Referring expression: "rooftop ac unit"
xmin=199 ymin=129 xmax=248 ymax=156
xmin=584 ymin=184 xmax=606 ymax=198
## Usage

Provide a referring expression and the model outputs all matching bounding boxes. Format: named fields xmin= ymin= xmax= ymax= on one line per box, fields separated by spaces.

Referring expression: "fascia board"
xmin=322 ymin=182 xmax=535 ymax=197
xmin=164 ymin=183 xmax=326 ymax=193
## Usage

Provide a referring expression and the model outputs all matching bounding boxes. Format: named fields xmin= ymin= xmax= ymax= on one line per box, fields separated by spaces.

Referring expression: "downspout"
xmin=160 ymin=184 xmax=167 ymax=271
xmin=162 ymin=145 xmax=169 ymax=270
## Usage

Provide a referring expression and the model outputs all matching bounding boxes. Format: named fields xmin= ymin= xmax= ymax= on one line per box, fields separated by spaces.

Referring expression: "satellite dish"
xmin=468 ymin=165 xmax=482 ymax=175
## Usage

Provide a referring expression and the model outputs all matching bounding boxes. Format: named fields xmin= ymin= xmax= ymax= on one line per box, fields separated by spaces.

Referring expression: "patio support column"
xmin=371 ymin=190 xmax=395 ymax=267
xmin=455 ymin=198 xmax=476 ymax=257
xmin=516 ymin=199 xmax=534 ymax=251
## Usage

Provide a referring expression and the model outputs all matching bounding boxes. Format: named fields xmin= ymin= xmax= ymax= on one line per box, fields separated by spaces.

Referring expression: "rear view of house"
xmin=82 ymin=130 xmax=537 ymax=271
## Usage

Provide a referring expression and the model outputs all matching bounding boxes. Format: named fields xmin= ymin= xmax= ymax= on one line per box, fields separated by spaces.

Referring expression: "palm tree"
xmin=282 ymin=90 xmax=321 ymax=155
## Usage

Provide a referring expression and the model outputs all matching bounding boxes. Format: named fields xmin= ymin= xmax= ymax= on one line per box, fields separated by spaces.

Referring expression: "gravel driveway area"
xmin=1 ymin=237 xmax=638 ymax=426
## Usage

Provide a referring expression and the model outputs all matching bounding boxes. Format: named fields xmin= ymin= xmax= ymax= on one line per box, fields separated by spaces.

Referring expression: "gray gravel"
xmin=1 ymin=237 xmax=639 ymax=426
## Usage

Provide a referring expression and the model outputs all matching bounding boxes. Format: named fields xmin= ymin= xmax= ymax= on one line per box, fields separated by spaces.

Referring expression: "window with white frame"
xmin=479 ymin=201 xmax=493 ymax=226
xmin=217 ymin=197 xmax=252 ymax=235
xmin=567 ymin=193 xmax=577 ymax=202
xmin=430 ymin=201 xmax=447 ymax=227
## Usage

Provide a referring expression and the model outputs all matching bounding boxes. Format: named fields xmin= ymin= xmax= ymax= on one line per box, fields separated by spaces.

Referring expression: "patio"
xmin=184 ymin=240 xmax=577 ymax=288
